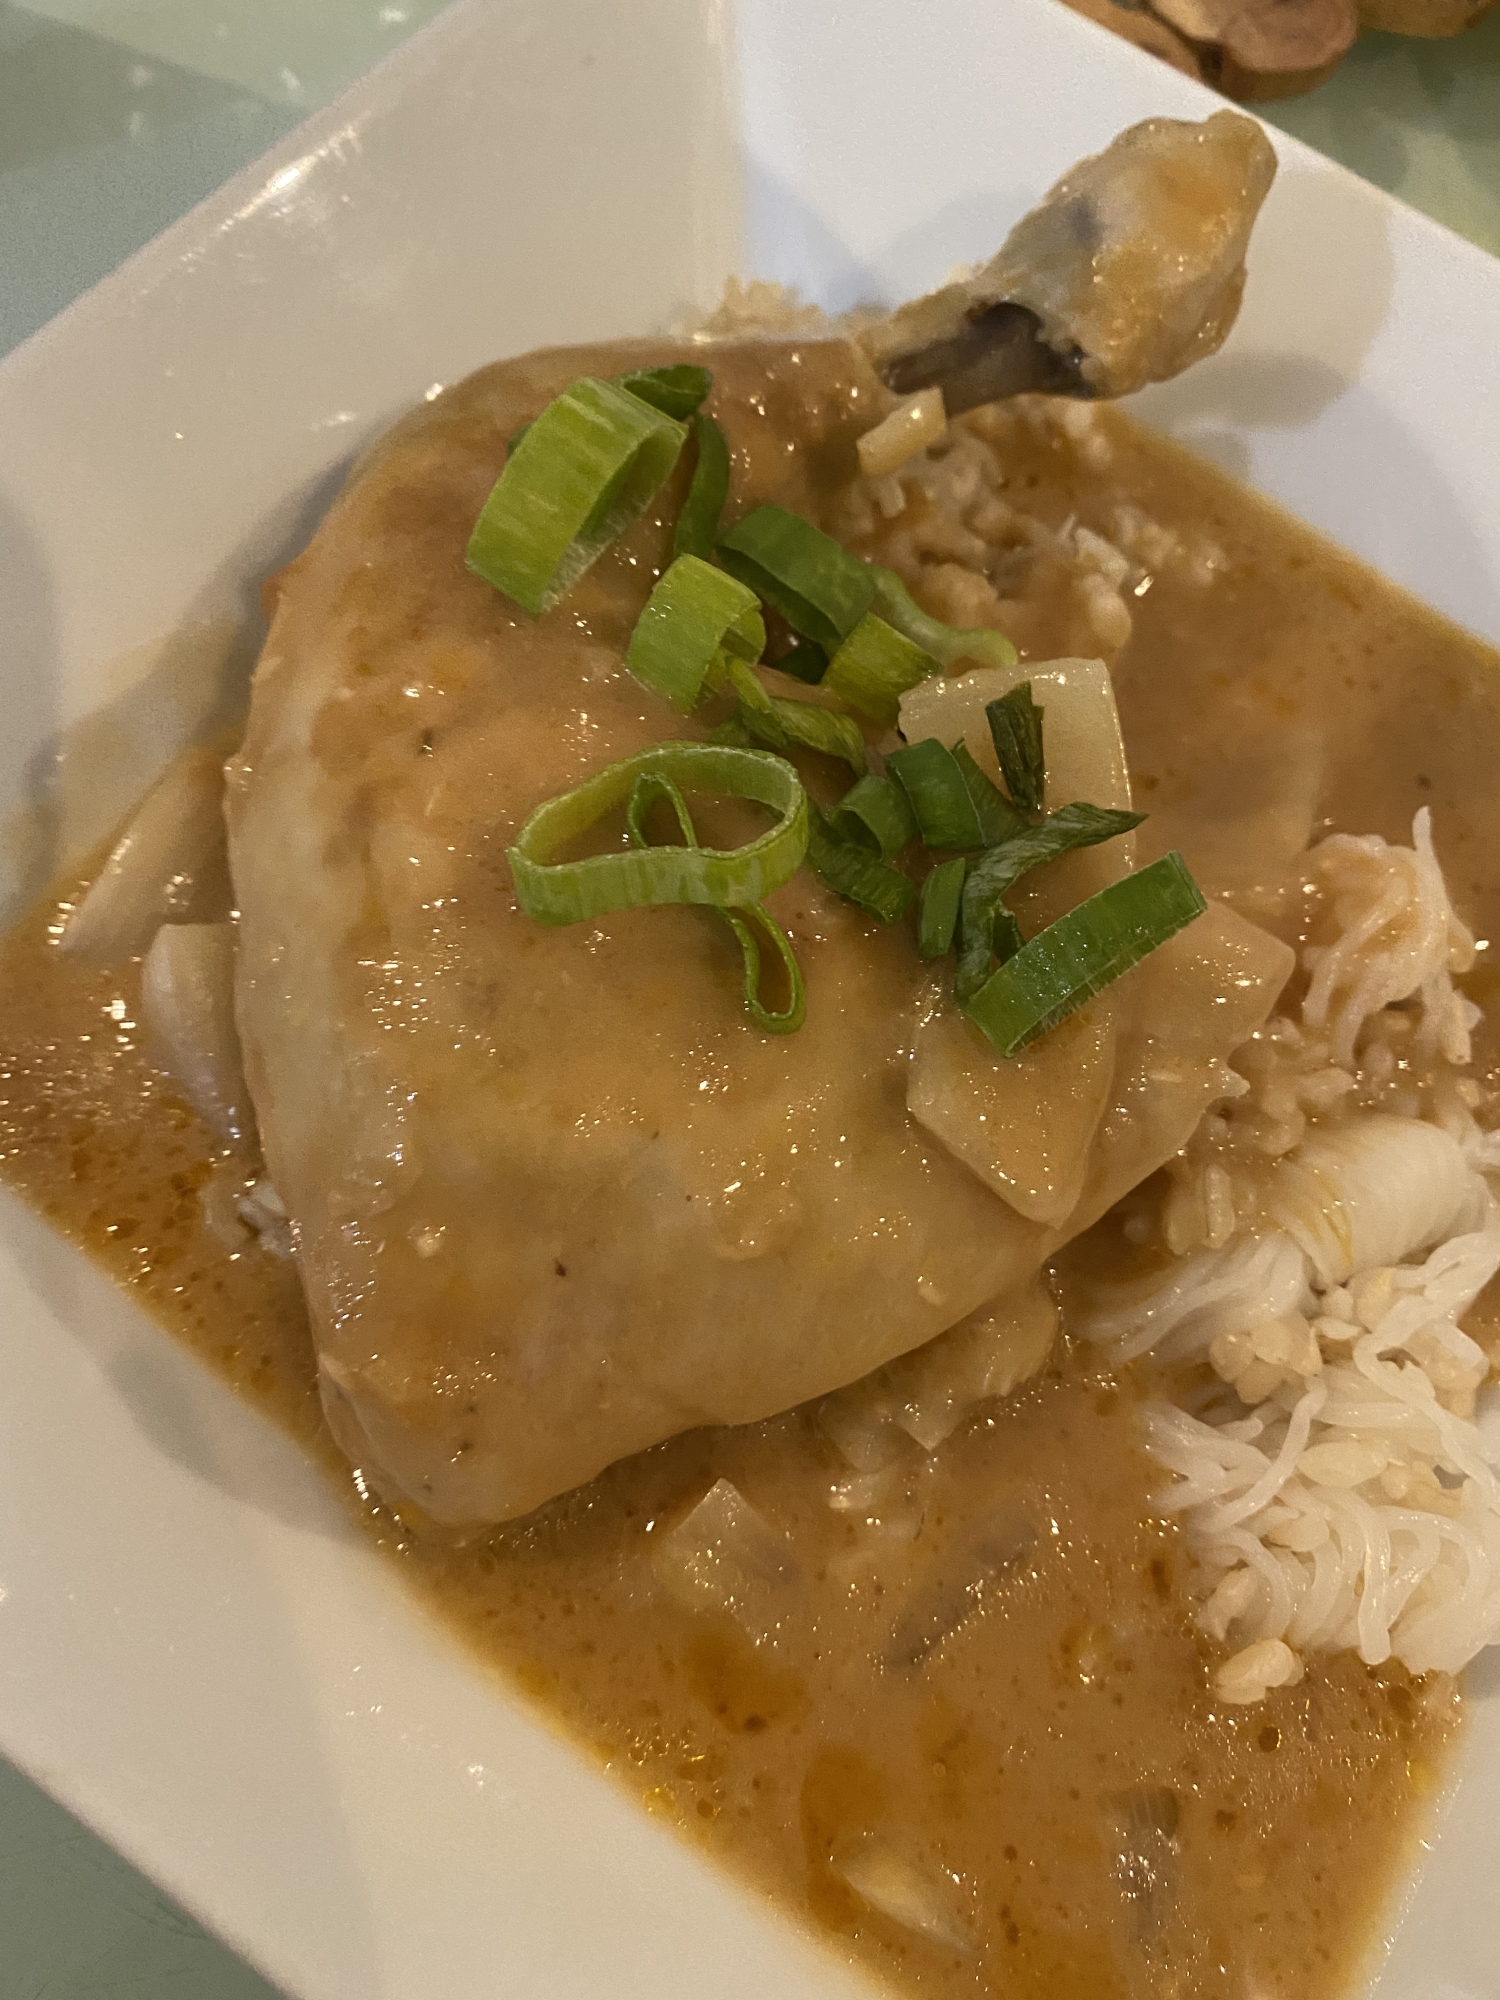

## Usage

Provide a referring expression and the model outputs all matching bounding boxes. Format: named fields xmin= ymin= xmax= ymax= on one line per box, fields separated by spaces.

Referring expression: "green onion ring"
xmin=626 ymin=555 xmax=764 ymax=711
xmin=719 ymin=903 xmax=807 ymax=1034
xmin=673 ymin=413 xmax=732 ymax=563
xmin=822 ymin=612 xmax=941 ymax=727
xmin=508 ymin=742 xmax=807 ymax=925
xmin=624 ymin=770 xmax=806 ymax=1034
xmin=467 ymin=377 xmax=687 ymax=615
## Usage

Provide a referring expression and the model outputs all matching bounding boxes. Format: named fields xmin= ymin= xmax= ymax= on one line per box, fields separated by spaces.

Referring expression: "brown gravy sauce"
xmin=4 ymin=396 xmax=1498 ymax=1998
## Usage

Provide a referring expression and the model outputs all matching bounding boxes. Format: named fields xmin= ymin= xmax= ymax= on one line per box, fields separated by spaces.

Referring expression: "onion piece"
xmin=139 ymin=922 xmax=249 ymax=1143
xmin=62 ymin=747 xmax=228 ymax=965
xmin=832 ymin=1835 xmax=974 ymax=1955
xmin=856 ymin=387 xmax=947 ymax=481
xmin=650 ymin=1478 xmax=798 ymax=1646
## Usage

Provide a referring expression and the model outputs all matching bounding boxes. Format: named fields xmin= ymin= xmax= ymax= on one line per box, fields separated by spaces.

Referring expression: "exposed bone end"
xmin=860 ymin=113 xmax=1277 ymax=407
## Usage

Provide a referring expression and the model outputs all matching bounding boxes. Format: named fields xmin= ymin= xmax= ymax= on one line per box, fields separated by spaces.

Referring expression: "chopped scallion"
xmin=626 ymin=555 xmax=765 ymax=711
xmin=673 ymin=412 xmax=731 ymax=562
xmin=721 ymin=902 xmax=807 ymax=1034
xmin=832 ymin=774 xmax=918 ymax=859
xmin=870 ymin=565 xmax=1018 ymax=672
xmin=624 ymin=769 xmax=805 ymax=1033
xmin=508 ymin=742 xmax=806 ymax=924
xmin=956 ymin=800 xmax=1144 ymax=1001
xmin=986 ymin=683 xmax=1046 ymax=815
xmin=952 ymin=741 xmax=1028 ymax=846
xmin=990 ymin=906 xmax=1025 ymax=965
xmin=885 ymin=738 xmax=985 ymax=851
xmin=822 ymin=612 xmax=941 ymax=727
xmin=917 ymin=857 xmax=967 ymax=960
xmin=722 ymin=660 xmax=866 ymax=776
xmin=806 ymin=804 xmax=915 ymax=925
xmin=718 ymin=505 xmax=878 ymax=651
xmin=616 ymin=363 xmax=713 ymax=421
xmin=468 ymin=377 xmax=687 ymax=614
xmin=962 ymin=852 xmax=1207 ymax=1056
xmin=775 ymin=638 xmax=829 ymax=686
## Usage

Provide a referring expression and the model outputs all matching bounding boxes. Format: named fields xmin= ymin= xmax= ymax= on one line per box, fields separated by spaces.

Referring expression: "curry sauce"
xmin=3 ymin=389 xmax=1497 ymax=1998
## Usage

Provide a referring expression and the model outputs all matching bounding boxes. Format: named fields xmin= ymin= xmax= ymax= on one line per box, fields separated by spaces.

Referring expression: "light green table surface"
xmin=0 ymin=2 xmax=1496 ymax=1995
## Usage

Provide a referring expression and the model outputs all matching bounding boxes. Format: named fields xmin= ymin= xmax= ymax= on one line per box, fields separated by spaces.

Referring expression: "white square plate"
xmin=1 ymin=2 xmax=1497 ymax=1995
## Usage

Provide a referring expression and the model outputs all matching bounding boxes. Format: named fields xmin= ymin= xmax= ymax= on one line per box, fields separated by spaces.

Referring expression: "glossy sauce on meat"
xmin=3 ymin=350 xmax=1496 ymax=1999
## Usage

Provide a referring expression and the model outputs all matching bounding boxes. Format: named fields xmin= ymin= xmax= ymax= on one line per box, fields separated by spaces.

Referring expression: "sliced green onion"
xmin=918 ymin=857 xmax=967 ymax=960
xmin=721 ymin=903 xmax=807 ymax=1034
xmin=870 ymin=565 xmax=1018 ymax=672
xmin=616 ymin=363 xmax=713 ymax=421
xmin=963 ymin=852 xmax=1207 ymax=1056
xmin=673 ymin=412 xmax=731 ymax=562
xmin=991 ymin=906 xmax=1025 ymax=964
xmin=885 ymin=738 xmax=985 ymax=850
xmin=776 ymin=638 xmax=829 ymax=686
xmin=822 ymin=612 xmax=941 ymax=727
xmin=709 ymin=715 xmax=753 ymax=747
xmin=623 ymin=770 xmax=805 ymax=1034
xmin=468 ymin=377 xmax=687 ymax=614
xmin=952 ymin=741 xmax=1028 ymax=846
xmin=509 ymin=742 xmax=805 ymax=924
xmin=956 ymin=800 xmax=1145 ymax=1001
xmin=722 ymin=660 xmax=866 ymax=776
xmin=626 ymin=555 xmax=763 ymax=712
xmin=806 ymin=804 xmax=915 ymax=925
xmin=831 ymin=774 xmax=918 ymax=859
xmin=624 ymin=770 xmax=696 ymax=849
xmin=718 ymin=505 xmax=878 ymax=651
xmin=987 ymin=683 xmax=1045 ymax=815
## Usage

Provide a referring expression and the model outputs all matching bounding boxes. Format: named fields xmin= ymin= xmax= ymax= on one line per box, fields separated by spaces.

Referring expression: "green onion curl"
xmin=870 ymin=565 xmax=1018 ymax=672
xmin=624 ymin=770 xmax=805 ymax=1033
xmin=508 ymin=742 xmax=806 ymax=925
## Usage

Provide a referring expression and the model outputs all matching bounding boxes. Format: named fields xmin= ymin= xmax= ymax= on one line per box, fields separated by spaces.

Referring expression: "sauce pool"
xmin=3 ymin=386 xmax=1495 ymax=1998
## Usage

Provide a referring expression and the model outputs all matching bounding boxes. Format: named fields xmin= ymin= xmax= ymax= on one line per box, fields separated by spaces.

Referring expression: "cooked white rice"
xmin=1079 ymin=810 xmax=1500 ymax=1700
